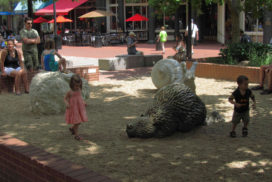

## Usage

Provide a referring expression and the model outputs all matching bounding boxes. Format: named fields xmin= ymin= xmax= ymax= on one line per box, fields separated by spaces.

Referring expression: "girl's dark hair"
xmin=70 ymin=74 xmax=82 ymax=90
xmin=44 ymin=39 xmax=55 ymax=50
xmin=237 ymin=75 xmax=248 ymax=84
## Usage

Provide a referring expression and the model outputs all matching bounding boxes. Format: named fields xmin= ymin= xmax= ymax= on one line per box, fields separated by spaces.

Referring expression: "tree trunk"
xmin=27 ymin=0 xmax=33 ymax=18
xmin=263 ymin=9 xmax=272 ymax=44
xmin=231 ymin=0 xmax=240 ymax=43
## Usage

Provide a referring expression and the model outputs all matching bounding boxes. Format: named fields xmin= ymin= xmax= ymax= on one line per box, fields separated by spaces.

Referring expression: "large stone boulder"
xmin=30 ymin=72 xmax=90 ymax=115
xmin=126 ymin=83 xmax=207 ymax=138
xmin=151 ymin=59 xmax=197 ymax=93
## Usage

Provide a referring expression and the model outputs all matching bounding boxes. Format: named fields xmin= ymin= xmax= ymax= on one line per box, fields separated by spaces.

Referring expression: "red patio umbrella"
xmin=48 ymin=15 xmax=73 ymax=23
xmin=33 ymin=17 xmax=49 ymax=23
xmin=125 ymin=14 xmax=149 ymax=22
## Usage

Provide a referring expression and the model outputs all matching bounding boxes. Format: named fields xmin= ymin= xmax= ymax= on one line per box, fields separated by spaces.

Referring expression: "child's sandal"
xmin=230 ymin=131 xmax=236 ymax=138
xmin=242 ymin=127 xmax=248 ymax=137
xmin=74 ymin=135 xmax=82 ymax=141
xmin=69 ymin=127 xmax=75 ymax=135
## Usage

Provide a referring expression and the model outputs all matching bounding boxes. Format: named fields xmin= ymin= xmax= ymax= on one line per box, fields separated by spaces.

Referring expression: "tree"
xmin=149 ymin=0 xmax=272 ymax=43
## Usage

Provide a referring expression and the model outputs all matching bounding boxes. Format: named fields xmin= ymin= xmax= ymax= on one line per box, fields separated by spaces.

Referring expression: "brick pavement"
xmin=58 ymin=41 xmax=224 ymax=59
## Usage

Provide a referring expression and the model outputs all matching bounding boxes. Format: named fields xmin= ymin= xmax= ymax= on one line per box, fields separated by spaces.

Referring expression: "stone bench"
xmin=99 ymin=54 xmax=163 ymax=71
xmin=144 ymin=55 xmax=163 ymax=66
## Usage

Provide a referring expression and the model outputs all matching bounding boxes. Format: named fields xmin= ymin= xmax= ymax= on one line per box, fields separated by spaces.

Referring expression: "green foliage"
xmin=148 ymin=0 xmax=224 ymax=17
xmin=218 ymin=42 xmax=272 ymax=66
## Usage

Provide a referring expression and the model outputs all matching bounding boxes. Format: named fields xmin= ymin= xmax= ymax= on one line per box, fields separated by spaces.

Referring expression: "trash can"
xmin=156 ymin=41 xmax=162 ymax=51
xmin=94 ymin=36 xmax=102 ymax=47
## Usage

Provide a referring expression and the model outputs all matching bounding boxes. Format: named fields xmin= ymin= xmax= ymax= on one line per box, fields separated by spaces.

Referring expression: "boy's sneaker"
xmin=230 ymin=131 xmax=236 ymax=138
xmin=242 ymin=127 xmax=248 ymax=137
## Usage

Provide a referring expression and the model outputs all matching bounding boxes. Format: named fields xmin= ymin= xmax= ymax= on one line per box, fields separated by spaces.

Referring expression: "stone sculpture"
xmin=29 ymin=72 xmax=90 ymax=115
xmin=126 ymin=83 xmax=207 ymax=138
xmin=151 ymin=59 xmax=197 ymax=93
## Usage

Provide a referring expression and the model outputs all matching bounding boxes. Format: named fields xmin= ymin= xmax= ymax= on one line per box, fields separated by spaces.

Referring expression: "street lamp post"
xmin=53 ymin=1 xmax=57 ymax=51
xmin=187 ymin=0 xmax=192 ymax=60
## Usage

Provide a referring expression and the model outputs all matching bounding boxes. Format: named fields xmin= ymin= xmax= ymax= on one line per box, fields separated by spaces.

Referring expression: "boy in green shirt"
xmin=157 ymin=26 xmax=167 ymax=54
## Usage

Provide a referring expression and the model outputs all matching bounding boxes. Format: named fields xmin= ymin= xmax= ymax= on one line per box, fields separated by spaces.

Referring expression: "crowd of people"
xmin=1 ymin=17 xmax=67 ymax=95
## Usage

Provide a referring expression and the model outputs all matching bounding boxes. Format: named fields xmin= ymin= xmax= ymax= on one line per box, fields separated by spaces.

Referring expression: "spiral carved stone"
xmin=126 ymin=83 xmax=207 ymax=138
xmin=151 ymin=59 xmax=197 ymax=93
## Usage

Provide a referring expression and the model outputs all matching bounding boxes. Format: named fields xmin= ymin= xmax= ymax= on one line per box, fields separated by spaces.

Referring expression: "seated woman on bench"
xmin=41 ymin=39 xmax=67 ymax=72
xmin=252 ymin=64 xmax=272 ymax=95
xmin=1 ymin=39 xmax=29 ymax=95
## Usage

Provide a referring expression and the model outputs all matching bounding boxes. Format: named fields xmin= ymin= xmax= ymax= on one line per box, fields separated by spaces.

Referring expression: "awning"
xmin=126 ymin=14 xmax=149 ymax=22
xmin=48 ymin=16 xmax=73 ymax=23
xmin=33 ymin=17 xmax=49 ymax=24
xmin=0 ymin=12 xmax=13 ymax=15
xmin=14 ymin=0 xmax=53 ymax=14
xmin=79 ymin=10 xmax=114 ymax=18
xmin=0 ymin=11 xmax=24 ymax=15
xmin=35 ymin=0 xmax=88 ymax=16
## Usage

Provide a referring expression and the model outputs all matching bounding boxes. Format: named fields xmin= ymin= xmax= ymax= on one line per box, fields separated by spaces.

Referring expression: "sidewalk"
xmin=58 ymin=41 xmax=224 ymax=59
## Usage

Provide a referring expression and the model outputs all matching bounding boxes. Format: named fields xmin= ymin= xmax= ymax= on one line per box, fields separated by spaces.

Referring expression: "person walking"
xmin=185 ymin=19 xmax=199 ymax=54
xmin=64 ymin=74 xmax=88 ymax=141
xmin=157 ymin=26 xmax=168 ymax=54
xmin=20 ymin=17 xmax=40 ymax=72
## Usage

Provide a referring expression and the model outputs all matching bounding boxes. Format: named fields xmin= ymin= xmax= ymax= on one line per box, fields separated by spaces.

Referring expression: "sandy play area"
xmin=0 ymin=74 xmax=271 ymax=182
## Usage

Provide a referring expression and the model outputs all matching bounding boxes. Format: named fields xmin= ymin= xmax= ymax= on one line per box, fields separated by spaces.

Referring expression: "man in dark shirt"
xmin=229 ymin=75 xmax=256 ymax=138
xmin=127 ymin=32 xmax=143 ymax=55
xmin=240 ymin=30 xmax=251 ymax=44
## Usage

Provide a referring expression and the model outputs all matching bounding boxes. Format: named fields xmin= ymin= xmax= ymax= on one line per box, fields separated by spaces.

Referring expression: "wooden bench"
xmin=0 ymin=71 xmax=38 ymax=93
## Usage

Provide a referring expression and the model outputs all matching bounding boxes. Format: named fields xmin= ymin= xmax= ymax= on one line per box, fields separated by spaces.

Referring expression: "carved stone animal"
xmin=151 ymin=59 xmax=197 ymax=93
xmin=126 ymin=83 xmax=207 ymax=138
xmin=30 ymin=72 xmax=90 ymax=115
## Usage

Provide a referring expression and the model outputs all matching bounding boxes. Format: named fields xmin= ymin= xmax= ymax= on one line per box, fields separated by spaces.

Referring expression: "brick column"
xmin=148 ymin=5 xmax=155 ymax=43
xmin=117 ymin=0 xmax=125 ymax=31
xmin=95 ymin=0 xmax=107 ymax=33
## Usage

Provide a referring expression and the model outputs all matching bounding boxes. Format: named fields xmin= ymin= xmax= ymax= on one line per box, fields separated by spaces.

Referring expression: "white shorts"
xmin=4 ymin=67 xmax=22 ymax=75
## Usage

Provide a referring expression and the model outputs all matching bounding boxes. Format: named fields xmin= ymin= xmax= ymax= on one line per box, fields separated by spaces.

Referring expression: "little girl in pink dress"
xmin=64 ymin=74 xmax=88 ymax=140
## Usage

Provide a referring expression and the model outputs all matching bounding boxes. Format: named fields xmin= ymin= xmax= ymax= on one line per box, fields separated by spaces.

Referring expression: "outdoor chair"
xmin=82 ymin=34 xmax=91 ymax=46
xmin=66 ymin=34 xmax=75 ymax=46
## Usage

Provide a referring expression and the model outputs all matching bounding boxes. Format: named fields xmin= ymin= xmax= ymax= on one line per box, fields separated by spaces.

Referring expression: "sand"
xmin=0 ymin=75 xmax=271 ymax=182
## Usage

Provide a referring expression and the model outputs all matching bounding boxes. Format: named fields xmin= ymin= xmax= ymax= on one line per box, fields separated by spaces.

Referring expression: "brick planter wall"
xmin=186 ymin=61 xmax=260 ymax=83
xmin=0 ymin=134 xmax=118 ymax=182
xmin=68 ymin=66 xmax=99 ymax=82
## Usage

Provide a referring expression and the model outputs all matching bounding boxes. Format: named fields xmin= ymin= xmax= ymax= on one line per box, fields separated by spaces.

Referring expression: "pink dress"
xmin=65 ymin=91 xmax=88 ymax=124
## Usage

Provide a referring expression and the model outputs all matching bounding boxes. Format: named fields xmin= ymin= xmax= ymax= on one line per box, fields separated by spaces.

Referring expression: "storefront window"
xmin=154 ymin=4 xmax=186 ymax=30
xmin=125 ymin=0 xmax=147 ymax=3
xmin=125 ymin=4 xmax=148 ymax=31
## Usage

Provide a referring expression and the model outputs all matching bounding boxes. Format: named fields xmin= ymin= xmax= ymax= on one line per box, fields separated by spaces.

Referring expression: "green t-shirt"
xmin=20 ymin=28 xmax=39 ymax=53
xmin=159 ymin=30 xmax=167 ymax=42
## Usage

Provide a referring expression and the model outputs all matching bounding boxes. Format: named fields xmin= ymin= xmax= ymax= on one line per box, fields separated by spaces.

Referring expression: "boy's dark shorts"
xmin=232 ymin=111 xmax=250 ymax=125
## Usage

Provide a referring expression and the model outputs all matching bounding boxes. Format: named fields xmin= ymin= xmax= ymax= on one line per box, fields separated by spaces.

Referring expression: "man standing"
xmin=20 ymin=17 xmax=40 ymax=72
xmin=185 ymin=19 xmax=199 ymax=54
xmin=240 ymin=30 xmax=251 ymax=43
